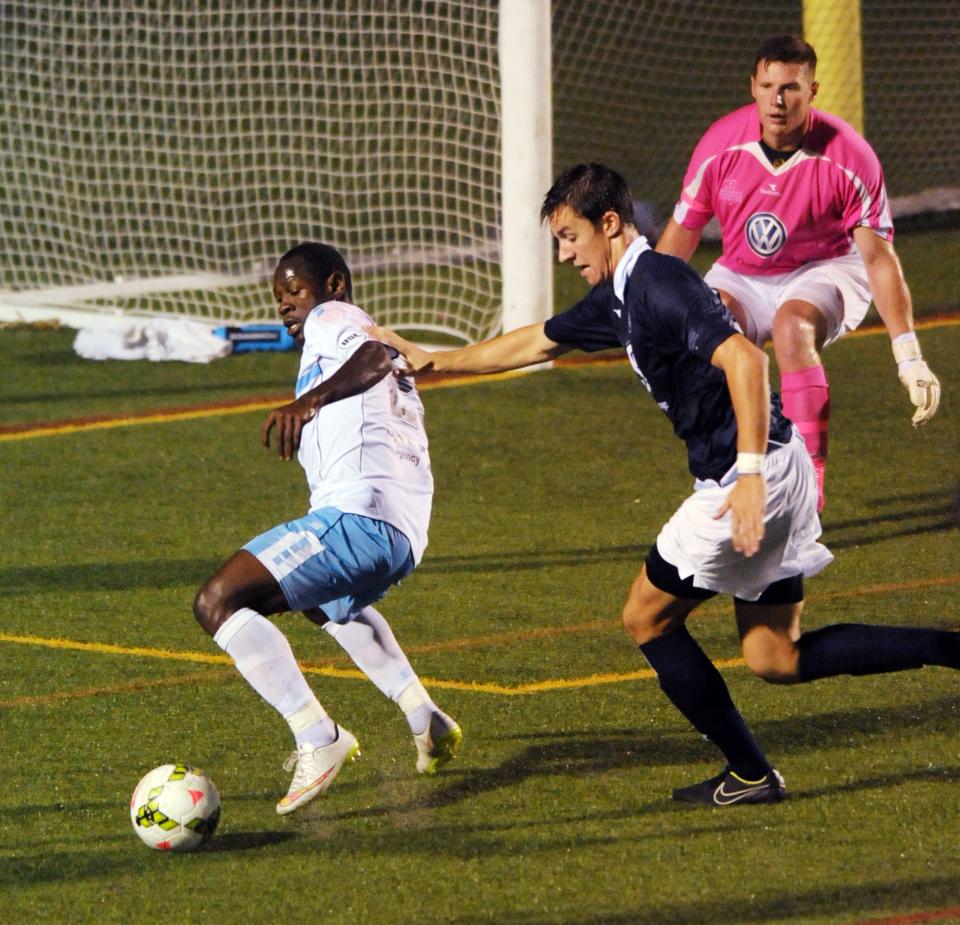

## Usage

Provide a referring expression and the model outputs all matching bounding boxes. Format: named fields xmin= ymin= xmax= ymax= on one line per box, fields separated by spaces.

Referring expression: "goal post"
xmin=499 ymin=0 xmax=553 ymax=334
xmin=803 ymin=0 xmax=864 ymax=133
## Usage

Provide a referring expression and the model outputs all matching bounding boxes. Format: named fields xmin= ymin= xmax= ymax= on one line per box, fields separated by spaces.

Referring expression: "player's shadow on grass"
xmin=382 ymin=728 xmax=724 ymax=815
xmin=2 ymin=541 xmax=645 ymax=593
xmin=1 ymin=833 xmax=297 ymax=888
xmin=1 ymin=558 xmax=224 ymax=594
xmin=313 ymin=726 xmax=706 ymax=828
xmin=1 ymin=851 xmax=133 ymax=888
xmin=203 ymin=830 xmax=297 ymax=852
xmin=458 ymin=876 xmax=960 ymax=925
xmin=749 ymin=691 xmax=960 ymax=755
xmin=787 ymin=763 xmax=960 ymax=802
xmin=350 ymin=692 xmax=960 ymax=819
xmin=4 ymin=798 xmax=123 ymax=820
xmin=824 ymin=485 xmax=960 ymax=549
xmin=419 ymin=543 xmax=649 ymax=575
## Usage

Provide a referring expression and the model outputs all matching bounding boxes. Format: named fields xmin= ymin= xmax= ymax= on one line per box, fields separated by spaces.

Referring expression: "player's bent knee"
xmin=622 ymin=573 xmax=696 ymax=646
xmin=742 ymin=644 xmax=801 ymax=684
xmin=193 ymin=578 xmax=233 ymax=636
xmin=772 ymin=303 xmax=827 ymax=360
xmin=622 ymin=602 xmax=653 ymax=645
xmin=621 ymin=598 xmax=673 ymax=646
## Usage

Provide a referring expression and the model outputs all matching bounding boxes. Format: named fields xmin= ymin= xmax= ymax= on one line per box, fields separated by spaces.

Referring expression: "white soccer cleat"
xmin=276 ymin=725 xmax=360 ymax=815
xmin=414 ymin=710 xmax=463 ymax=775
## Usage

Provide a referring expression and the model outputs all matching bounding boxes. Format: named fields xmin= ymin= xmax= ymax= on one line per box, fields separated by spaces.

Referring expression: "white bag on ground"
xmin=73 ymin=317 xmax=233 ymax=363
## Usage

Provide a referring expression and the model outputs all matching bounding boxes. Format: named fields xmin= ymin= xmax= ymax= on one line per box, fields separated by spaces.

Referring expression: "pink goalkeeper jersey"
xmin=673 ymin=104 xmax=893 ymax=275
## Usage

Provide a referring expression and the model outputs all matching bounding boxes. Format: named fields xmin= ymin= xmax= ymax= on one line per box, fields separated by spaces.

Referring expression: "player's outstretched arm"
xmin=366 ymin=322 xmax=568 ymax=376
xmin=710 ymin=333 xmax=770 ymax=557
xmin=655 ymin=217 xmax=703 ymax=262
xmin=262 ymin=340 xmax=393 ymax=460
xmin=853 ymin=226 xmax=940 ymax=426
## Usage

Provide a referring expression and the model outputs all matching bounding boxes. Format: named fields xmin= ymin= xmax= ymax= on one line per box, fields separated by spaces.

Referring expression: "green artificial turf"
xmin=0 ymin=316 xmax=957 ymax=924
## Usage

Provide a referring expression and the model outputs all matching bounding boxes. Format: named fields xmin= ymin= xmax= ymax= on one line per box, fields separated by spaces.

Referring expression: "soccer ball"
xmin=129 ymin=763 xmax=221 ymax=852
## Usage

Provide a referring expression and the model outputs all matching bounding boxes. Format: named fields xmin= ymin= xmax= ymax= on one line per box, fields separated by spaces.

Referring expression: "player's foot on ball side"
xmin=414 ymin=710 xmax=462 ymax=775
xmin=276 ymin=725 xmax=360 ymax=815
xmin=672 ymin=766 xmax=786 ymax=806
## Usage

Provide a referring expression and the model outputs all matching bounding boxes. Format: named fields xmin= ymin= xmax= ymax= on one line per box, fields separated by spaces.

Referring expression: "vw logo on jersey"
xmin=745 ymin=212 xmax=787 ymax=257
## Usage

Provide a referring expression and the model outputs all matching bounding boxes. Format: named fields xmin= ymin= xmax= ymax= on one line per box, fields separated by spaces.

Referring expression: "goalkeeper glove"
xmin=892 ymin=332 xmax=940 ymax=427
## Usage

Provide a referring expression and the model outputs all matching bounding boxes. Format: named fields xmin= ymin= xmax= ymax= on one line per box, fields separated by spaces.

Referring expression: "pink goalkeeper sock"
xmin=780 ymin=365 xmax=830 ymax=510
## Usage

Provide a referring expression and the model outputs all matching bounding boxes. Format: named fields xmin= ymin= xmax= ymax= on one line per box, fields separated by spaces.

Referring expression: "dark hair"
xmin=540 ymin=163 xmax=635 ymax=229
xmin=754 ymin=35 xmax=817 ymax=74
xmin=277 ymin=242 xmax=353 ymax=300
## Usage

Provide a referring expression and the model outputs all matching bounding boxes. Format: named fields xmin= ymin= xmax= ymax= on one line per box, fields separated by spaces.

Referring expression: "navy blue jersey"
xmin=544 ymin=250 xmax=793 ymax=481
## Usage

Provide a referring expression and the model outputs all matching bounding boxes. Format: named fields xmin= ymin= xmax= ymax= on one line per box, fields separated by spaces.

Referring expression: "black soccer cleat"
xmin=672 ymin=766 xmax=787 ymax=806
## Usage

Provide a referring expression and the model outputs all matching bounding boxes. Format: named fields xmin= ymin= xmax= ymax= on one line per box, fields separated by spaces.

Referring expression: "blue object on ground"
xmin=213 ymin=324 xmax=297 ymax=352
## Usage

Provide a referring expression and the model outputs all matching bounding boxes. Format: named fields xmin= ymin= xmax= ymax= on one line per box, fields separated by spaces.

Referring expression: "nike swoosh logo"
xmin=278 ymin=766 xmax=338 ymax=807
xmin=713 ymin=782 xmax=768 ymax=805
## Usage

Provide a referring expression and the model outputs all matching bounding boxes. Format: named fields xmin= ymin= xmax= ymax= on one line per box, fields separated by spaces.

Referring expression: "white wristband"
xmin=736 ymin=452 xmax=765 ymax=476
xmin=891 ymin=332 xmax=921 ymax=366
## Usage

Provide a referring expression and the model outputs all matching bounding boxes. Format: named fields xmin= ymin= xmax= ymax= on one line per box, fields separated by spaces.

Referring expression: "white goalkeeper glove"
xmin=892 ymin=332 xmax=940 ymax=427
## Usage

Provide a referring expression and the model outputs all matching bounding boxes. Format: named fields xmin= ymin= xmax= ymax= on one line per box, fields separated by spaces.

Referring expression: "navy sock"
xmin=798 ymin=623 xmax=960 ymax=682
xmin=640 ymin=627 xmax=771 ymax=780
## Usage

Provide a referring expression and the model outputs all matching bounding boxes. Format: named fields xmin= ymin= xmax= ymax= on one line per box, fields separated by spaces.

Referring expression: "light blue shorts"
xmin=243 ymin=508 xmax=414 ymax=623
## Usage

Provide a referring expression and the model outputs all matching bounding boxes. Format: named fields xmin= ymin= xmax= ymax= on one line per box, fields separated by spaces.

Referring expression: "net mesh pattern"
xmin=0 ymin=2 xmax=502 ymax=338
xmin=1 ymin=1 xmax=956 ymax=334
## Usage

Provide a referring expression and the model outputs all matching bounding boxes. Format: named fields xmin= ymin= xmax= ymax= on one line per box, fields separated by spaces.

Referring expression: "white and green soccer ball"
xmin=130 ymin=763 xmax=221 ymax=852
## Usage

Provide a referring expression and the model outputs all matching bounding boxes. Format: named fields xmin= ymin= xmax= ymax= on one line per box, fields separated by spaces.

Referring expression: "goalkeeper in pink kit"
xmin=656 ymin=35 xmax=940 ymax=510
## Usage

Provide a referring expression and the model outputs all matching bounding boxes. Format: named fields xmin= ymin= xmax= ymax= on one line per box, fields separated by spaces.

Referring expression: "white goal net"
xmin=0 ymin=2 xmax=504 ymax=341
xmin=1 ymin=1 xmax=956 ymax=339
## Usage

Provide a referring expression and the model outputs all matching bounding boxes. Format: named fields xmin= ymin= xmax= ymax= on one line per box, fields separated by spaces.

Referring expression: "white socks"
xmin=323 ymin=606 xmax=435 ymax=734
xmin=214 ymin=605 xmax=438 ymax=745
xmin=214 ymin=608 xmax=336 ymax=748
xmin=396 ymin=679 xmax=434 ymax=736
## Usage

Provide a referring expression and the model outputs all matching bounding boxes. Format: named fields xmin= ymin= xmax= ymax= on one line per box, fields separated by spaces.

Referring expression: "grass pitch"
xmin=1 ymin=317 xmax=958 ymax=924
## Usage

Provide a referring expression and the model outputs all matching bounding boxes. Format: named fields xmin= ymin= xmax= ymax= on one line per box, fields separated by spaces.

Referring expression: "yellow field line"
xmin=507 ymin=658 xmax=754 ymax=693
xmin=846 ymin=314 xmax=959 ymax=337
xmin=0 ymin=629 xmax=650 ymax=699
xmin=0 ymin=631 xmax=529 ymax=698
xmin=7 ymin=575 xmax=960 ymax=707
xmin=2 ymin=570 xmax=958 ymax=703
xmin=3 ymin=316 xmax=957 ymax=442
xmin=0 ymin=401 xmax=282 ymax=442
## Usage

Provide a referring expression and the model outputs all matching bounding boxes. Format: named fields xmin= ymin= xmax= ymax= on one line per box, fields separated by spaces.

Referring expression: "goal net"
xmin=1 ymin=1 xmax=956 ymax=339
xmin=0 ymin=2 xmax=504 ymax=342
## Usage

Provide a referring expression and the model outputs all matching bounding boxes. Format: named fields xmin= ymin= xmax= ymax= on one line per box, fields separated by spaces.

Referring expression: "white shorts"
xmin=655 ymin=430 xmax=834 ymax=601
xmin=705 ymin=251 xmax=872 ymax=348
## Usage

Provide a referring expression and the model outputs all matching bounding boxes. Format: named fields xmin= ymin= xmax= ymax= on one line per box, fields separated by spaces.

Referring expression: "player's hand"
xmin=893 ymin=334 xmax=940 ymax=427
xmin=898 ymin=359 xmax=940 ymax=427
xmin=364 ymin=325 xmax=436 ymax=376
xmin=715 ymin=476 xmax=766 ymax=557
xmin=261 ymin=395 xmax=318 ymax=460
